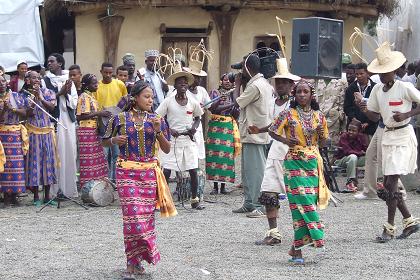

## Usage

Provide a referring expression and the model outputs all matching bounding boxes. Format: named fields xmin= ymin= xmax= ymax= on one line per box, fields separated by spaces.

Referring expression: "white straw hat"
xmin=167 ymin=61 xmax=194 ymax=85
xmin=367 ymin=42 xmax=406 ymax=74
xmin=271 ymin=58 xmax=300 ymax=81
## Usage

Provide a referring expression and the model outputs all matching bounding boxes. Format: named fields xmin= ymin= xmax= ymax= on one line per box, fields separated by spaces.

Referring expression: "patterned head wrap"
xmin=122 ymin=53 xmax=136 ymax=65
xmin=145 ymin=49 xmax=159 ymax=58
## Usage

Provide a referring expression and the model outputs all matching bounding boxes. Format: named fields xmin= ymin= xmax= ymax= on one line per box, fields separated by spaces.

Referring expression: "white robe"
xmin=43 ymin=71 xmax=79 ymax=197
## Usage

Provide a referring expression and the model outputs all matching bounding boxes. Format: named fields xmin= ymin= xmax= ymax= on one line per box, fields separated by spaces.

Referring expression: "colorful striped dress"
xmin=25 ymin=88 xmax=58 ymax=188
xmin=103 ymin=111 xmax=176 ymax=267
xmin=205 ymin=89 xmax=241 ymax=183
xmin=0 ymin=91 xmax=28 ymax=194
xmin=269 ymin=107 xmax=330 ymax=250
xmin=76 ymin=91 xmax=108 ymax=186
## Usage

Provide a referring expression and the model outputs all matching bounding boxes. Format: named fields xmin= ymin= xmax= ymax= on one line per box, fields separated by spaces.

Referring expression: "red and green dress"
xmin=269 ymin=107 xmax=330 ymax=249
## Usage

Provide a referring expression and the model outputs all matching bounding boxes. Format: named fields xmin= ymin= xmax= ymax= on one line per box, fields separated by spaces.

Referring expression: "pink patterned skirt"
xmin=116 ymin=165 xmax=161 ymax=266
xmin=77 ymin=127 xmax=108 ymax=186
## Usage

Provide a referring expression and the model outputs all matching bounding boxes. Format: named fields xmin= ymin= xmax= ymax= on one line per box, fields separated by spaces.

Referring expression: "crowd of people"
xmin=1 ymin=39 xmax=420 ymax=279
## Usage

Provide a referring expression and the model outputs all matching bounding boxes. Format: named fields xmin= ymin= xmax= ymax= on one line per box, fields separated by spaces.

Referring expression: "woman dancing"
xmin=76 ymin=74 xmax=110 ymax=186
xmin=269 ymin=80 xmax=330 ymax=264
xmin=102 ymin=80 xmax=176 ymax=279
xmin=206 ymin=72 xmax=241 ymax=194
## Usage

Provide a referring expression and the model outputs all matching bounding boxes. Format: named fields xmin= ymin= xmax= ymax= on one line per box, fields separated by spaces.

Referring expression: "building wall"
xmin=75 ymin=7 xmax=364 ymax=90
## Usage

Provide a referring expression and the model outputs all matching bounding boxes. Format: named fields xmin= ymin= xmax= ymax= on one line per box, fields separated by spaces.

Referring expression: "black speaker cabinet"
xmin=291 ymin=17 xmax=343 ymax=79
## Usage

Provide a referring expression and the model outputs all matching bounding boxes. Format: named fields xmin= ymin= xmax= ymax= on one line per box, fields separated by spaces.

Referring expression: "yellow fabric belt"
xmin=79 ymin=119 xmax=98 ymax=128
xmin=117 ymin=158 xmax=177 ymax=218
xmin=0 ymin=124 xmax=29 ymax=156
xmin=211 ymin=114 xmax=241 ymax=157
xmin=0 ymin=141 xmax=5 ymax=172
xmin=25 ymin=123 xmax=60 ymax=168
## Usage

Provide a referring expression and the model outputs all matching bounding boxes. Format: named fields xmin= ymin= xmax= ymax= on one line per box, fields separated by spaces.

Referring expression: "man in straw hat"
xmin=360 ymin=42 xmax=420 ymax=242
xmin=156 ymin=61 xmax=205 ymax=210
xmin=183 ymin=48 xmax=212 ymax=163
xmin=247 ymin=58 xmax=300 ymax=243
xmin=144 ymin=50 xmax=169 ymax=111
xmin=231 ymin=54 xmax=274 ymax=218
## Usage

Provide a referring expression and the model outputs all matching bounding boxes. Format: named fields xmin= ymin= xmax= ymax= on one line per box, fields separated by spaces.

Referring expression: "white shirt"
xmin=267 ymin=100 xmax=289 ymax=160
xmin=144 ymin=69 xmax=166 ymax=105
xmin=402 ymin=73 xmax=417 ymax=86
xmin=367 ymin=80 xmax=420 ymax=127
xmin=156 ymin=94 xmax=204 ymax=133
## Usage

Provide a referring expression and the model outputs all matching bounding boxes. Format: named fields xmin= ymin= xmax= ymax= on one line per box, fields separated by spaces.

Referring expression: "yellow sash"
xmin=211 ymin=114 xmax=241 ymax=157
xmin=0 ymin=124 xmax=29 ymax=156
xmin=117 ymin=159 xmax=177 ymax=218
xmin=289 ymin=146 xmax=331 ymax=210
xmin=0 ymin=141 xmax=5 ymax=172
xmin=25 ymin=123 xmax=60 ymax=168
xmin=79 ymin=119 xmax=98 ymax=129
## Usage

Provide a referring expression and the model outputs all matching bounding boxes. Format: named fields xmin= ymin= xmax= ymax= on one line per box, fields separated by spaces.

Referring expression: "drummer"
xmin=76 ymin=74 xmax=110 ymax=187
xmin=102 ymin=80 xmax=176 ymax=279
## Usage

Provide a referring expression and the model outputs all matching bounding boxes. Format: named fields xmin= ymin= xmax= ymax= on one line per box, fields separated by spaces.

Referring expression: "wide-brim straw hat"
xmin=367 ymin=42 xmax=406 ymax=74
xmin=167 ymin=62 xmax=194 ymax=85
xmin=183 ymin=60 xmax=207 ymax=77
xmin=271 ymin=58 xmax=300 ymax=81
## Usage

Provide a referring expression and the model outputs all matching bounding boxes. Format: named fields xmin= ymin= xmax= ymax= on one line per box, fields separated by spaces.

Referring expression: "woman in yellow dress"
xmin=269 ymin=80 xmax=330 ymax=264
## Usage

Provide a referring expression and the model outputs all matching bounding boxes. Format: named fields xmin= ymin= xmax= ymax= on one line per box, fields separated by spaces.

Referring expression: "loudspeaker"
xmin=291 ymin=17 xmax=343 ymax=79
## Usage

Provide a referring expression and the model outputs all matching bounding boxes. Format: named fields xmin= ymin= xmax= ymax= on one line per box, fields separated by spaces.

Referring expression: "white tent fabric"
xmin=0 ymin=0 xmax=44 ymax=72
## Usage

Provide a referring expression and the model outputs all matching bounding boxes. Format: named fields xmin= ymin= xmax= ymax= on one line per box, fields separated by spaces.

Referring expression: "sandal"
xmin=121 ymin=272 xmax=135 ymax=280
xmin=134 ymin=264 xmax=145 ymax=275
xmin=191 ymin=197 xmax=205 ymax=210
xmin=33 ymin=200 xmax=42 ymax=208
xmin=397 ymin=216 xmax=420 ymax=239
xmin=255 ymin=228 xmax=282 ymax=246
xmin=375 ymin=222 xmax=396 ymax=243
xmin=288 ymin=257 xmax=305 ymax=265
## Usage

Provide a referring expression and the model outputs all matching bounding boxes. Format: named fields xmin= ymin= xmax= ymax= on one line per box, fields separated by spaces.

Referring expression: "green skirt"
xmin=284 ymin=148 xmax=325 ymax=250
xmin=205 ymin=116 xmax=236 ymax=183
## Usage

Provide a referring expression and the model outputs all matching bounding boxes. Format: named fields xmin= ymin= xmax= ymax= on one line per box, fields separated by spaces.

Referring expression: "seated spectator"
xmin=333 ymin=119 xmax=368 ymax=193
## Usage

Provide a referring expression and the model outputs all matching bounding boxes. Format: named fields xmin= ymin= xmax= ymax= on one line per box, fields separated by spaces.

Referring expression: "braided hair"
xmin=290 ymin=79 xmax=320 ymax=111
xmin=81 ymin=74 xmax=96 ymax=92
xmin=123 ymin=80 xmax=150 ymax=112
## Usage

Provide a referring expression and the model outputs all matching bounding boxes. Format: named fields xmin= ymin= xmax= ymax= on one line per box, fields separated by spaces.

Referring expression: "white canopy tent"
xmin=0 ymin=0 xmax=44 ymax=73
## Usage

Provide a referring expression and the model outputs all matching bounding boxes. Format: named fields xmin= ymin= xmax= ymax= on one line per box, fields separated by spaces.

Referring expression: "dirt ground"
xmin=1 ymin=172 xmax=419 ymax=280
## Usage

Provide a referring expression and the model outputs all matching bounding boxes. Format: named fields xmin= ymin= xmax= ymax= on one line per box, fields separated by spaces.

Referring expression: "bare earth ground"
xmin=1 ymin=172 xmax=420 ymax=280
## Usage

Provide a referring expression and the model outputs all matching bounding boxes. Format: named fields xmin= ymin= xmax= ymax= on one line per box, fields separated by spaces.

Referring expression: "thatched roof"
xmin=44 ymin=0 xmax=400 ymax=19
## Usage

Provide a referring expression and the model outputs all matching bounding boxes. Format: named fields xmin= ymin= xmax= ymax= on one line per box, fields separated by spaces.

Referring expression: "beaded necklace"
xmin=130 ymin=107 xmax=148 ymax=157
xmin=296 ymin=105 xmax=314 ymax=146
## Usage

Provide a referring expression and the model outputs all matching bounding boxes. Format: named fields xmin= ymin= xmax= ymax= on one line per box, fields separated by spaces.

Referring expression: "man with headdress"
xmin=361 ymin=42 xmax=420 ymax=242
xmin=122 ymin=53 xmax=136 ymax=89
xmin=183 ymin=46 xmax=212 ymax=163
xmin=144 ymin=50 xmax=169 ymax=111
xmin=156 ymin=62 xmax=205 ymax=210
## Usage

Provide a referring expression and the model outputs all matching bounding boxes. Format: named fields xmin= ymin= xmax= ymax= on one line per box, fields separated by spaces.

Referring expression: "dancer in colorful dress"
xmin=269 ymin=80 xmax=330 ymax=264
xmin=248 ymin=58 xmax=300 ymax=244
xmin=0 ymin=75 xmax=28 ymax=207
xmin=102 ymin=80 xmax=176 ymax=279
xmin=24 ymin=71 xmax=58 ymax=207
xmin=76 ymin=74 xmax=110 ymax=187
xmin=206 ymin=72 xmax=240 ymax=194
